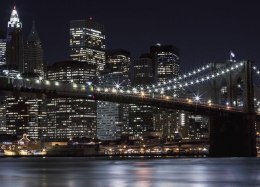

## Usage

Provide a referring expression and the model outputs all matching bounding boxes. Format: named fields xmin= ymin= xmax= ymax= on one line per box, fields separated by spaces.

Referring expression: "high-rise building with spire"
xmin=24 ymin=21 xmax=44 ymax=77
xmin=6 ymin=6 xmax=24 ymax=72
xmin=0 ymin=30 xmax=6 ymax=66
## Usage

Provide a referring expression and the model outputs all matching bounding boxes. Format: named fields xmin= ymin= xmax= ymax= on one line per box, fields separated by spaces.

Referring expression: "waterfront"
xmin=0 ymin=157 xmax=259 ymax=187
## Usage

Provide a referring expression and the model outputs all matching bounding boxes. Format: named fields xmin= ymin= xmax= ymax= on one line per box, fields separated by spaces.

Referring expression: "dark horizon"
xmin=1 ymin=0 xmax=260 ymax=71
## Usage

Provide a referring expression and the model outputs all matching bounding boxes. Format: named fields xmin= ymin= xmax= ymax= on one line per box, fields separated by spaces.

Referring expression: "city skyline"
xmin=0 ymin=2 xmax=259 ymax=186
xmin=1 ymin=0 xmax=260 ymax=71
xmin=0 ymin=1 xmax=259 ymax=158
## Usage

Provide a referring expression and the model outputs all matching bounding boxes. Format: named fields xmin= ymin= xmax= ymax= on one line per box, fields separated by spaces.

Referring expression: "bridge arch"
xmin=219 ymin=78 xmax=228 ymax=105
xmin=233 ymin=76 xmax=244 ymax=107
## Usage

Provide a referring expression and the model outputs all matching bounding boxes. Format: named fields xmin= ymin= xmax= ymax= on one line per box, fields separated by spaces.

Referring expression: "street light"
xmin=194 ymin=95 xmax=200 ymax=102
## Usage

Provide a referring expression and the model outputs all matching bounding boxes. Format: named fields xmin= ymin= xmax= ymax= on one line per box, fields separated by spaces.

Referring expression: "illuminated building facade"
xmin=0 ymin=101 xmax=6 ymax=134
xmin=0 ymin=30 xmax=6 ymax=66
xmin=129 ymin=54 xmax=155 ymax=138
xmin=97 ymin=50 xmax=131 ymax=140
xmin=106 ymin=49 xmax=131 ymax=78
xmin=46 ymin=60 xmax=97 ymax=140
xmin=70 ymin=19 xmax=105 ymax=73
xmin=46 ymin=98 xmax=97 ymax=140
xmin=97 ymin=72 xmax=130 ymax=140
xmin=188 ymin=115 xmax=209 ymax=140
xmin=150 ymin=44 xmax=180 ymax=84
xmin=6 ymin=6 xmax=24 ymax=72
xmin=24 ymin=21 xmax=45 ymax=77
xmin=5 ymin=97 xmax=46 ymax=139
xmin=47 ymin=60 xmax=97 ymax=84
xmin=150 ymin=44 xmax=182 ymax=142
xmin=97 ymin=101 xmax=123 ymax=141
xmin=131 ymin=53 xmax=155 ymax=86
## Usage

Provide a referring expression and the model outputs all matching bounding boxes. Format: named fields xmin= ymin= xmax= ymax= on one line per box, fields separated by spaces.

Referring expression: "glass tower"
xmin=46 ymin=60 xmax=97 ymax=140
xmin=150 ymin=44 xmax=180 ymax=84
xmin=97 ymin=49 xmax=131 ymax=140
xmin=70 ymin=19 xmax=105 ymax=73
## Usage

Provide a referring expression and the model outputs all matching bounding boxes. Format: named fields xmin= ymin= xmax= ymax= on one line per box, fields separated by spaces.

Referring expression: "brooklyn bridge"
xmin=0 ymin=60 xmax=260 ymax=157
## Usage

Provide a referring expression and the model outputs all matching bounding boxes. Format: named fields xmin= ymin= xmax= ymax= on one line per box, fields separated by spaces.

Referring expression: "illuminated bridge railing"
xmin=0 ymin=75 xmax=246 ymax=114
xmin=94 ymin=91 xmax=243 ymax=114
xmin=0 ymin=76 xmax=94 ymax=96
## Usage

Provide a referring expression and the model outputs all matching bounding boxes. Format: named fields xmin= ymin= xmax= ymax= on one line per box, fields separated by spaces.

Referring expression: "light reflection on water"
xmin=0 ymin=157 xmax=259 ymax=187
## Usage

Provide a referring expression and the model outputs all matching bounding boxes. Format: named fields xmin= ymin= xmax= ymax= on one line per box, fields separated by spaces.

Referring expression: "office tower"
xmin=131 ymin=53 xmax=155 ymax=86
xmin=0 ymin=30 xmax=6 ymax=66
xmin=150 ymin=44 xmax=180 ymax=84
xmin=0 ymin=100 xmax=6 ymax=134
xmin=97 ymin=50 xmax=131 ymax=141
xmin=106 ymin=49 xmax=131 ymax=78
xmin=46 ymin=60 xmax=97 ymax=140
xmin=70 ymin=19 xmax=105 ymax=73
xmin=6 ymin=6 xmax=24 ymax=72
xmin=97 ymin=72 xmax=130 ymax=141
xmin=188 ymin=115 xmax=209 ymax=140
xmin=24 ymin=21 xmax=44 ymax=77
xmin=47 ymin=60 xmax=96 ymax=84
xmin=149 ymin=44 xmax=181 ymax=142
xmin=5 ymin=96 xmax=46 ymax=139
xmin=129 ymin=54 xmax=155 ymax=138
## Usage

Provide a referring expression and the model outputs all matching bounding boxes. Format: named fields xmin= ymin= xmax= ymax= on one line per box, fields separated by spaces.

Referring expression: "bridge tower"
xmin=209 ymin=60 xmax=257 ymax=157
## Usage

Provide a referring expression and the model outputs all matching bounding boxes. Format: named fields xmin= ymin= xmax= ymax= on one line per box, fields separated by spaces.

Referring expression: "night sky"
xmin=1 ymin=0 xmax=260 ymax=71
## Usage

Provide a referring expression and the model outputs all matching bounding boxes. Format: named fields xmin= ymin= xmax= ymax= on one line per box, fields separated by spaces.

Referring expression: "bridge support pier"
xmin=209 ymin=113 xmax=256 ymax=157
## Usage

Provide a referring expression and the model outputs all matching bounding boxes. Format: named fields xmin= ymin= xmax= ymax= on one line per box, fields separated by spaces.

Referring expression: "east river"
xmin=0 ymin=157 xmax=259 ymax=187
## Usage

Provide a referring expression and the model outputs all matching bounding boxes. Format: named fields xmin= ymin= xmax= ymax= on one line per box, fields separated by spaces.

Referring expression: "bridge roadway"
xmin=0 ymin=77 xmax=258 ymax=156
xmin=0 ymin=76 xmax=248 ymax=117
xmin=94 ymin=92 xmax=244 ymax=116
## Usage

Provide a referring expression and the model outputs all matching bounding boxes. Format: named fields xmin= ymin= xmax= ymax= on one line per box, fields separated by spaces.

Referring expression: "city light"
xmin=45 ymin=80 xmax=50 ymax=85
xmin=208 ymin=100 xmax=212 ymax=106
xmin=195 ymin=95 xmax=200 ymax=102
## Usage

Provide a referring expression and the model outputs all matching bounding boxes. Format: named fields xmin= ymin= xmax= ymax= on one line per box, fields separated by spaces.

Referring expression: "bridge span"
xmin=0 ymin=60 xmax=258 ymax=157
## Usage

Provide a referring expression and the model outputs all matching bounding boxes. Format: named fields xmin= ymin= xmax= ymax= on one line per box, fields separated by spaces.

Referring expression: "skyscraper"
xmin=5 ymin=96 xmax=46 ymax=139
xmin=150 ymin=44 xmax=180 ymax=84
xmin=129 ymin=54 xmax=155 ymax=138
xmin=46 ymin=60 xmax=97 ymax=140
xmin=6 ymin=6 xmax=24 ymax=72
xmin=150 ymin=44 xmax=181 ymax=142
xmin=24 ymin=21 xmax=44 ymax=77
xmin=0 ymin=30 xmax=6 ymax=66
xmin=70 ymin=19 xmax=106 ymax=73
xmin=97 ymin=49 xmax=131 ymax=141
xmin=97 ymin=72 xmax=130 ymax=141
xmin=131 ymin=53 xmax=155 ymax=86
xmin=106 ymin=49 xmax=131 ymax=78
xmin=0 ymin=100 xmax=6 ymax=135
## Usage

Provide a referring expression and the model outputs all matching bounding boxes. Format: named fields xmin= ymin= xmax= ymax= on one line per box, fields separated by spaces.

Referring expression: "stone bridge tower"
xmin=209 ymin=60 xmax=256 ymax=157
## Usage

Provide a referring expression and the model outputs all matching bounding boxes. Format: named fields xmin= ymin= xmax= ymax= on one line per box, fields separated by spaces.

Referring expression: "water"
xmin=0 ymin=157 xmax=259 ymax=187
